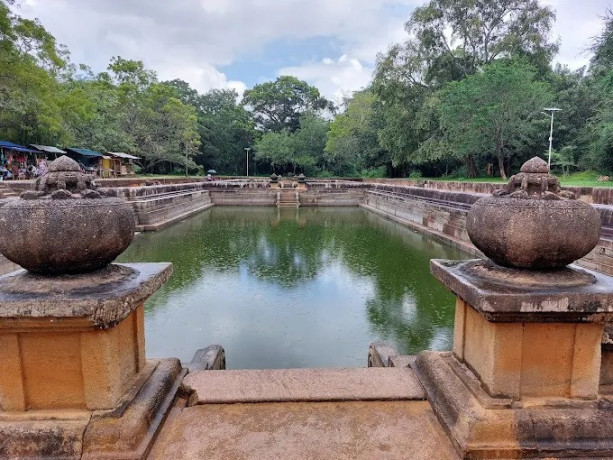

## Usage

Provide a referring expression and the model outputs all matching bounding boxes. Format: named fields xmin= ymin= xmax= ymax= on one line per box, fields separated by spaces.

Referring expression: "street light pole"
xmin=245 ymin=147 xmax=251 ymax=177
xmin=543 ymin=107 xmax=561 ymax=170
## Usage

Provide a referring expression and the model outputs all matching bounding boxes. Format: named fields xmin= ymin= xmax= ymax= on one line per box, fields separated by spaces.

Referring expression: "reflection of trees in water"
xmin=119 ymin=207 xmax=467 ymax=351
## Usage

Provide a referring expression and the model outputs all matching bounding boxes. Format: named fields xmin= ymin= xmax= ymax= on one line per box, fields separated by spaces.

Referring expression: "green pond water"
xmin=117 ymin=207 xmax=468 ymax=369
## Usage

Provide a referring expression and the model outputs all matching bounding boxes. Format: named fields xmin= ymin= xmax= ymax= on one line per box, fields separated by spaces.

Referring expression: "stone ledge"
xmin=0 ymin=263 xmax=172 ymax=330
xmin=184 ymin=367 xmax=426 ymax=404
xmin=413 ymin=351 xmax=613 ymax=458
xmin=0 ymin=359 xmax=185 ymax=459
xmin=431 ymin=259 xmax=613 ymax=322
xmin=138 ymin=203 xmax=214 ymax=232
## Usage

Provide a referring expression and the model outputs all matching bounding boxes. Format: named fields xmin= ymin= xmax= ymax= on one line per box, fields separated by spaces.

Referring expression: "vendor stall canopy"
xmin=66 ymin=147 xmax=104 ymax=158
xmin=30 ymin=144 xmax=66 ymax=155
xmin=0 ymin=141 xmax=38 ymax=154
xmin=107 ymin=152 xmax=140 ymax=160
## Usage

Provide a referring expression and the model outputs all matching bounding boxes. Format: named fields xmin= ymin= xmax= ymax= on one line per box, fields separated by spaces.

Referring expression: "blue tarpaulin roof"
xmin=0 ymin=140 xmax=38 ymax=154
xmin=66 ymin=148 xmax=104 ymax=158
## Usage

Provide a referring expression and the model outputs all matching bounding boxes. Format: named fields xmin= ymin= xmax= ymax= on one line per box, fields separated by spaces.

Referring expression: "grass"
xmin=414 ymin=170 xmax=613 ymax=188
xmin=127 ymin=170 xmax=613 ymax=188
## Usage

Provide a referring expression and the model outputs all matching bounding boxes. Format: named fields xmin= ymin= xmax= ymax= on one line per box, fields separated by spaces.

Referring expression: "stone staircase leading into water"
xmin=277 ymin=190 xmax=300 ymax=208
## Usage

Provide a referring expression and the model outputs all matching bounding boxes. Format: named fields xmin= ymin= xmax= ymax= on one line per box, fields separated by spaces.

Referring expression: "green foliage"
xmin=590 ymin=9 xmax=613 ymax=73
xmin=373 ymin=0 xmax=557 ymax=177
xmin=0 ymin=0 xmax=67 ymax=144
xmin=243 ymin=76 xmax=334 ymax=133
xmin=436 ymin=60 xmax=553 ymax=179
xmin=325 ymin=90 xmax=389 ymax=175
xmin=255 ymin=113 xmax=328 ymax=174
xmin=169 ymin=85 xmax=255 ymax=175
xmin=550 ymin=146 xmax=576 ymax=176
xmin=2 ymin=0 xmax=613 ymax=181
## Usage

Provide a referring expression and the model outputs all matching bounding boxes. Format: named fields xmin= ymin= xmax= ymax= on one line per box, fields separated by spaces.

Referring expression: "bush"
xmin=359 ymin=166 xmax=386 ymax=178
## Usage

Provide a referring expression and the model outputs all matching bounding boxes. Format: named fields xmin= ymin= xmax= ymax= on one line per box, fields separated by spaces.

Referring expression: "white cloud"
xmin=542 ymin=0 xmax=609 ymax=69
xmin=15 ymin=0 xmax=418 ymax=95
xmin=157 ymin=62 xmax=246 ymax=96
xmin=280 ymin=55 xmax=373 ymax=102
xmin=13 ymin=0 xmax=612 ymax=99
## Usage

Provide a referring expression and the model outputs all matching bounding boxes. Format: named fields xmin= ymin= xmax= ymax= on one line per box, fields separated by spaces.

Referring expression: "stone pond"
xmin=0 ymin=157 xmax=611 ymax=458
xmin=118 ymin=206 xmax=467 ymax=368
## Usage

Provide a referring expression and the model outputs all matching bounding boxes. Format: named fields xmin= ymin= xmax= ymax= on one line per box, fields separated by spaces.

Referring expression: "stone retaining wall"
xmin=362 ymin=184 xmax=613 ymax=276
xmin=300 ymin=189 xmax=365 ymax=207
xmin=364 ymin=179 xmax=613 ymax=206
xmin=132 ymin=189 xmax=213 ymax=232
xmin=209 ymin=190 xmax=277 ymax=206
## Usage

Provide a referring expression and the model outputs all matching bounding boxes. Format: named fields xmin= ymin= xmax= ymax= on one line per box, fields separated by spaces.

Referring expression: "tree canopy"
xmin=243 ymin=76 xmax=334 ymax=133
xmin=1 ymin=0 xmax=613 ymax=179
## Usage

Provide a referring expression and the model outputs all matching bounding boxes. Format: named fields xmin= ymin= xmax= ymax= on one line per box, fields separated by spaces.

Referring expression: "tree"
xmin=255 ymin=113 xmax=329 ymax=174
xmin=242 ymin=76 xmax=333 ymax=133
xmin=373 ymin=0 xmax=557 ymax=176
xmin=325 ymin=90 xmax=388 ymax=175
xmin=197 ymin=89 xmax=255 ymax=174
xmin=581 ymin=11 xmax=613 ymax=173
xmin=590 ymin=8 xmax=613 ymax=74
xmin=545 ymin=65 xmax=598 ymax=171
xmin=59 ymin=75 xmax=129 ymax=152
xmin=583 ymin=70 xmax=613 ymax=173
xmin=100 ymin=59 xmax=200 ymax=172
xmin=137 ymin=83 xmax=200 ymax=172
xmin=436 ymin=60 xmax=552 ymax=179
xmin=290 ymin=113 xmax=329 ymax=174
xmin=0 ymin=0 xmax=67 ymax=144
xmin=255 ymin=130 xmax=293 ymax=172
xmin=402 ymin=0 xmax=557 ymax=85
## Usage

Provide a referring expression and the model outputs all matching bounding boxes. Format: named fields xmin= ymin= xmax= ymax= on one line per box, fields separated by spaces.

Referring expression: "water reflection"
xmin=118 ymin=207 xmax=468 ymax=368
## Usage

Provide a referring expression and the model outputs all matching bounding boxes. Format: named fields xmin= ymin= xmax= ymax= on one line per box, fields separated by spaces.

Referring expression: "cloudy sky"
xmin=15 ymin=0 xmax=611 ymax=100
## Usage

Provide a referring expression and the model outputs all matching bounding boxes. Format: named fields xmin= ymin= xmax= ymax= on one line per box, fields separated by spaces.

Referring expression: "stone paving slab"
xmin=183 ymin=367 xmax=426 ymax=403
xmin=148 ymin=400 xmax=458 ymax=460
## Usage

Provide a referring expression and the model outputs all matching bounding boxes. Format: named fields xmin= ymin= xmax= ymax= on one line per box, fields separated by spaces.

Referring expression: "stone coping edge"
xmin=0 ymin=262 xmax=173 ymax=330
xmin=431 ymin=259 xmax=613 ymax=322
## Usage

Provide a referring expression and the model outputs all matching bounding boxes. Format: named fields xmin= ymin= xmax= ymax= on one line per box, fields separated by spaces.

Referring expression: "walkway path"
xmin=148 ymin=368 xmax=458 ymax=459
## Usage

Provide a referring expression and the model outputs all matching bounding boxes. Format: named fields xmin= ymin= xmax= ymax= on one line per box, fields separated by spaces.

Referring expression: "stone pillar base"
xmin=0 ymin=358 xmax=185 ymax=459
xmin=413 ymin=351 xmax=613 ymax=458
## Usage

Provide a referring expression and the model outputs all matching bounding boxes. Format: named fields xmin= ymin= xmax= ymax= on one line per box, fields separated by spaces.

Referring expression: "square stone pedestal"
xmin=413 ymin=259 xmax=613 ymax=458
xmin=0 ymin=263 xmax=187 ymax=459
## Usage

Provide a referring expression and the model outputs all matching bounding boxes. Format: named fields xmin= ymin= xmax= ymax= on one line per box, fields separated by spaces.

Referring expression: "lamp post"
xmin=543 ymin=107 xmax=561 ymax=170
xmin=245 ymin=147 xmax=251 ymax=177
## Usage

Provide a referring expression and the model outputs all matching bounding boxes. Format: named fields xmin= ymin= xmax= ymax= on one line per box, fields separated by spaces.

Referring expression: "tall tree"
xmin=243 ymin=76 xmax=334 ymax=133
xmin=256 ymin=113 xmax=329 ymax=174
xmin=582 ymin=11 xmax=613 ymax=172
xmin=325 ymin=90 xmax=388 ymax=175
xmin=0 ymin=0 xmax=67 ymax=144
xmin=590 ymin=8 xmax=613 ymax=74
xmin=436 ymin=60 xmax=552 ymax=179
xmin=373 ymin=0 xmax=557 ymax=176
xmin=197 ymin=89 xmax=255 ymax=174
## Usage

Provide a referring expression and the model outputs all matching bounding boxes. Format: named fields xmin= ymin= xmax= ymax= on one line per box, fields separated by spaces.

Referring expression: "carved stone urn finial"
xmin=0 ymin=155 xmax=135 ymax=275
xmin=467 ymin=157 xmax=601 ymax=269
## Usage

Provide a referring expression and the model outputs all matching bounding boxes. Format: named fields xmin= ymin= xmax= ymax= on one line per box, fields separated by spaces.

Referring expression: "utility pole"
xmin=543 ymin=108 xmax=561 ymax=170
xmin=245 ymin=147 xmax=251 ymax=176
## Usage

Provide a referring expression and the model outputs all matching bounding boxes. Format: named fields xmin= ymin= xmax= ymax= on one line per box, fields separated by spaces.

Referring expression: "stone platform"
xmin=150 ymin=367 xmax=458 ymax=460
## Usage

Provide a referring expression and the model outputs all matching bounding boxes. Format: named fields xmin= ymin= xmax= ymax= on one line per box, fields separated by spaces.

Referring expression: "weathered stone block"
xmin=0 ymin=263 xmax=171 ymax=412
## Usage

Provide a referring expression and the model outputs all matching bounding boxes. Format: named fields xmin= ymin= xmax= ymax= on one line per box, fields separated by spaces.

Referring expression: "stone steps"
xmin=277 ymin=191 xmax=300 ymax=208
xmin=183 ymin=367 xmax=425 ymax=404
